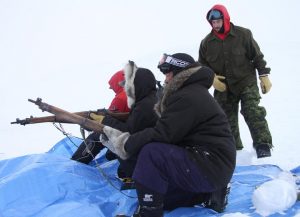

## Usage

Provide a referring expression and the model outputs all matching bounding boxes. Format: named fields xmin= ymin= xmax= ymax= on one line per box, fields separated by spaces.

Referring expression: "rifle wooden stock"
xmin=11 ymin=110 xmax=129 ymax=126
xmin=26 ymin=98 xmax=107 ymax=132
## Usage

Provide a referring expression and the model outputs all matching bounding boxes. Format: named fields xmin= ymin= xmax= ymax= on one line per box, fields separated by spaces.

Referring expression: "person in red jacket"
xmin=108 ymin=70 xmax=131 ymax=113
xmin=71 ymin=70 xmax=130 ymax=164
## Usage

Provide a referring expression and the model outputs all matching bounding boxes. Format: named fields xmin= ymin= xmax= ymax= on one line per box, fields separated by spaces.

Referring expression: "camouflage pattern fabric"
xmin=214 ymin=84 xmax=272 ymax=150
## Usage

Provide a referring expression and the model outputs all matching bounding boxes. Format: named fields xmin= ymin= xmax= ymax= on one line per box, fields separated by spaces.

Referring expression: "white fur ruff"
xmin=124 ymin=62 xmax=138 ymax=109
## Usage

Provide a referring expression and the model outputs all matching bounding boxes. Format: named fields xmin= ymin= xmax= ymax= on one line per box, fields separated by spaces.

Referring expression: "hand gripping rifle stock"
xmin=26 ymin=98 xmax=104 ymax=133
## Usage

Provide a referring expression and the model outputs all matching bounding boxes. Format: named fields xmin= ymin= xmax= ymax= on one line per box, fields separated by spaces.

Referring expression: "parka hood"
xmin=179 ymin=63 xmax=214 ymax=89
xmin=108 ymin=70 xmax=125 ymax=94
xmin=207 ymin=4 xmax=231 ymax=39
xmin=124 ymin=62 xmax=156 ymax=109
xmin=155 ymin=63 xmax=214 ymax=116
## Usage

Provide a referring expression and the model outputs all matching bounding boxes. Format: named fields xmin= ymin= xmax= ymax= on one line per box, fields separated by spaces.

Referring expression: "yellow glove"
xmin=259 ymin=76 xmax=272 ymax=94
xmin=213 ymin=74 xmax=227 ymax=92
xmin=90 ymin=113 xmax=105 ymax=123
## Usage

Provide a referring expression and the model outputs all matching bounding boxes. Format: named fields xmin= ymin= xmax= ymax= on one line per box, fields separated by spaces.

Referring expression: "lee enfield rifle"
xmin=11 ymin=98 xmax=128 ymax=132
xmin=11 ymin=99 xmax=129 ymax=126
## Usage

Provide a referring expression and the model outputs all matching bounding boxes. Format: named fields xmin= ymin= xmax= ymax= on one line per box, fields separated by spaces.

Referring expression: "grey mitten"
xmin=102 ymin=126 xmax=130 ymax=160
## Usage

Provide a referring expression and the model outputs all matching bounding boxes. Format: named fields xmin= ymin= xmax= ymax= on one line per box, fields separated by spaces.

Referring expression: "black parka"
xmin=102 ymin=67 xmax=158 ymax=134
xmin=124 ymin=64 xmax=236 ymax=188
xmin=102 ymin=67 xmax=158 ymax=177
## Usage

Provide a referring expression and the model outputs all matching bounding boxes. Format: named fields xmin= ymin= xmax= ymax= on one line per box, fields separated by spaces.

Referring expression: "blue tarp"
xmin=0 ymin=137 xmax=299 ymax=217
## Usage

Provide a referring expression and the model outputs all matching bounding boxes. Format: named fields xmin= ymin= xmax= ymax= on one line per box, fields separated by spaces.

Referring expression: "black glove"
xmin=96 ymin=108 xmax=109 ymax=115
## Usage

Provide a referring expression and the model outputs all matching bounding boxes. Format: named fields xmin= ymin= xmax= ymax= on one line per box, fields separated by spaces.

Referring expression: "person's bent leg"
xmin=71 ymin=132 xmax=104 ymax=164
xmin=132 ymin=142 xmax=215 ymax=216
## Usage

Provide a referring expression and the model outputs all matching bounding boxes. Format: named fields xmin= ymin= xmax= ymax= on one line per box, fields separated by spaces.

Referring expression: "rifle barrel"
xmin=28 ymin=98 xmax=104 ymax=132
xmin=11 ymin=98 xmax=129 ymax=127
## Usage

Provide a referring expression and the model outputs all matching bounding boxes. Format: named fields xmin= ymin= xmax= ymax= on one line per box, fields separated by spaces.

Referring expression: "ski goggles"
xmin=207 ymin=9 xmax=223 ymax=21
xmin=157 ymin=54 xmax=191 ymax=74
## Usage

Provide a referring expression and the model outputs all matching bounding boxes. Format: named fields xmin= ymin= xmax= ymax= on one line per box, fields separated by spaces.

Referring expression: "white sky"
xmin=0 ymin=0 xmax=300 ymax=170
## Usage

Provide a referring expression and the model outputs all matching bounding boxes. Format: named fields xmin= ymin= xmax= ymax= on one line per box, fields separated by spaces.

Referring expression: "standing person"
xmin=71 ymin=70 xmax=130 ymax=164
xmin=102 ymin=53 xmax=236 ymax=217
xmin=198 ymin=4 xmax=273 ymax=158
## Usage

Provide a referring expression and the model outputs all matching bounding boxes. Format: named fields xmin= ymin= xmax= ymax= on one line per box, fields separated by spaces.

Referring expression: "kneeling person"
xmin=103 ymin=53 xmax=236 ymax=217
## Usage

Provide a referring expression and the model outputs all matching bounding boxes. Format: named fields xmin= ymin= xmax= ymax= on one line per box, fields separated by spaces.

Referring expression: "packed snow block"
xmin=229 ymin=165 xmax=283 ymax=212
xmin=252 ymin=172 xmax=298 ymax=216
xmin=0 ymin=137 xmax=300 ymax=217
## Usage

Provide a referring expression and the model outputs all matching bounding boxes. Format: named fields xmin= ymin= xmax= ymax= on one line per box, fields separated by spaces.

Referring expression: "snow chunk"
xmin=252 ymin=171 xmax=298 ymax=216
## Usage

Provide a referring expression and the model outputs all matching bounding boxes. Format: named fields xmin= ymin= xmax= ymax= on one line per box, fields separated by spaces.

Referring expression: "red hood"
xmin=207 ymin=4 xmax=231 ymax=40
xmin=108 ymin=70 xmax=125 ymax=94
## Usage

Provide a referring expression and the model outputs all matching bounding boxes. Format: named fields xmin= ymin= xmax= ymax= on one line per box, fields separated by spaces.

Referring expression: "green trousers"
xmin=214 ymin=84 xmax=272 ymax=150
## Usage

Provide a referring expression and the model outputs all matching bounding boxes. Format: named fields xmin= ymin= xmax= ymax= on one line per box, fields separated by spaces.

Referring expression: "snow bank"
xmin=252 ymin=171 xmax=298 ymax=216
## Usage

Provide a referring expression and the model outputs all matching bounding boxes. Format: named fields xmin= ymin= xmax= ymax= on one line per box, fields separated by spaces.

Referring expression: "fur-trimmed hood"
xmin=155 ymin=63 xmax=214 ymax=116
xmin=123 ymin=62 xmax=157 ymax=109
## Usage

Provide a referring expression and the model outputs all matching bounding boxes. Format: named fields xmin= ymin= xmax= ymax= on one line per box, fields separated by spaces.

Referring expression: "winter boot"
xmin=203 ymin=185 xmax=230 ymax=213
xmin=129 ymin=182 xmax=164 ymax=217
xmin=255 ymin=143 xmax=271 ymax=158
xmin=115 ymin=182 xmax=164 ymax=217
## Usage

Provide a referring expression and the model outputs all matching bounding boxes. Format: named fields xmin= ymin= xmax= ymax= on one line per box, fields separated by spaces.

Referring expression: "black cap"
xmin=157 ymin=53 xmax=195 ymax=75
